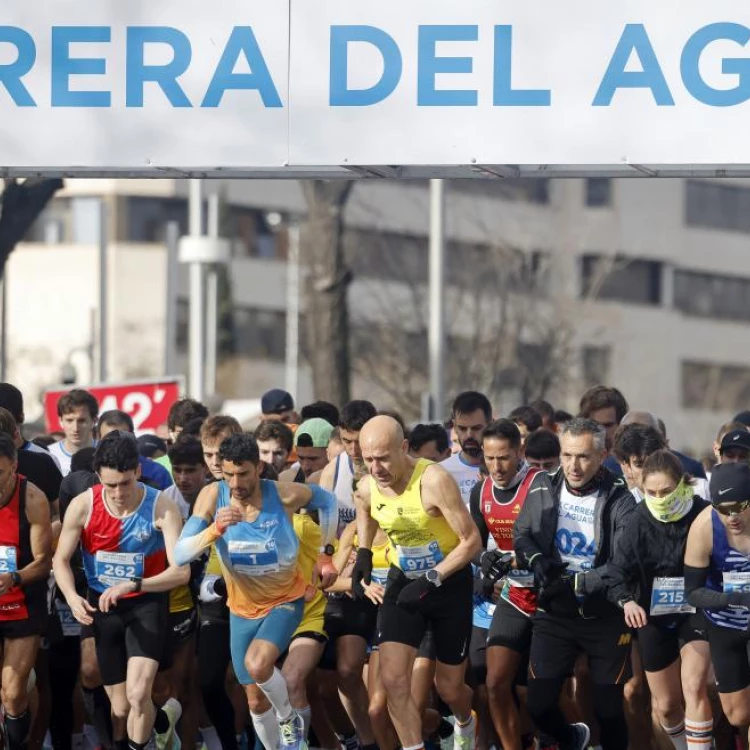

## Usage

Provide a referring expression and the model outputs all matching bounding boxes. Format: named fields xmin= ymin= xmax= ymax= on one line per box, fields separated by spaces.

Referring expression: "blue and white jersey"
xmin=555 ymin=485 xmax=598 ymax=574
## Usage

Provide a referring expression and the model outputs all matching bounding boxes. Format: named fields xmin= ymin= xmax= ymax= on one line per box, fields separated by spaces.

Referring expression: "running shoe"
xmin=452 ymin=711 xmax=477 ymax=750
xmin=154 ymin=698 xmax=182 ymax=750
xmin=280 ymin=712 xmax=307 ymax=750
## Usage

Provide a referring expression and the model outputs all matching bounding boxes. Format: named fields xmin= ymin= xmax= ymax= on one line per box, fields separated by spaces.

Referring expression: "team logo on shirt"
xmin=484 ymin=503 xmax=492 ymax=514
xmin=134 ymin=528 xmax=151 ymax=542
xmin=513 ymin=504 xmax=521 ymax=515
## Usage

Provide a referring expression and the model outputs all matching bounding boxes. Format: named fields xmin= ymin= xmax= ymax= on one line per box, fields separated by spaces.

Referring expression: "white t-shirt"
xmin=48 ymin=441 xmax=73 ymax=476
xmin=163 ymin=484 xmax=190 ymax=520
xmin=556 ymin=485 xmax=599 ymax=574
xmin=441 ymin=452 xmax=482 ymax=506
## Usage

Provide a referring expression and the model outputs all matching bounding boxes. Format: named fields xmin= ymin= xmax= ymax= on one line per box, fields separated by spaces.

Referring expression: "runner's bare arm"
xmin=141 ymin=493 xmax=191 ymax=592
xmin=21 ymin=483 xmax=53 ymax=585
xmin=354 ymin=478 xmax=378 ymax=551
xmin=422 ymin=464 xmax=481 ymax=579
xmin=173 ymin=482 xmax=222 ymax=565
xmin=52 ymin=492 xmax=90 ymax=604
xmin=319 ymin=459 xmax=336 ymax=492
xmin=277 ymin=482 xmax=338 ymax=545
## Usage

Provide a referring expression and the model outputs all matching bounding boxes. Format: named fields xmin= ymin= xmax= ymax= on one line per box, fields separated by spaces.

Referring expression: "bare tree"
xmin=300 ymin=180 xmax=354 ymax=406
xmin=0 ymin=178 xmax=64 ymax=278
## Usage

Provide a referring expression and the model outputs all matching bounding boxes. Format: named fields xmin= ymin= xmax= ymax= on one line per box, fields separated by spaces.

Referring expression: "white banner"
xmin=0 ymin=0 xmax=289 ymax=168
xmin=4 ymin=1 xmax=750 ymax=171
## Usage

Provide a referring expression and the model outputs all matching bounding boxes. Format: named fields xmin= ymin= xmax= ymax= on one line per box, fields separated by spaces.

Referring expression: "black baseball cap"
xmin=261 ymin=388 xmax=294 ymax=415
xmin=136 ymin=434 xmax=167 ymax=458
xmin=733 ymin=411 xmax=750 ymax=428
xmin=710 ymin=462 xmax=750 ymax=505
xmin=719 ymin=429 xmax=750 ymax=454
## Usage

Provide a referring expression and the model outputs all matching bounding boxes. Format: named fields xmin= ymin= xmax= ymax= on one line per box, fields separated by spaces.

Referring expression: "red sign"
xmin=44 ymin=378 xmax=184 ymax=434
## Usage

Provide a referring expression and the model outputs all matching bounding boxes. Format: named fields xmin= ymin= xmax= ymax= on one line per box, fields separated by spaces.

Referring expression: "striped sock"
xmin=685 ymin=718 xmax=713 ymax=749
xmin=661 ymin=720 xmax=688 ymax=750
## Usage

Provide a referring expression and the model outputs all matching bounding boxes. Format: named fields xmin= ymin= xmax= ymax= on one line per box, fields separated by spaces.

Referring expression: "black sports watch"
xmin=425 ymin=569 xmax=442 ymax=588
xmin=130 ymin=577 xmax=143 ymax=593
xmin=10 ymin=572 xmax=21 ymax=588
xmin=322 ymin=544 xmax=335 ymax=557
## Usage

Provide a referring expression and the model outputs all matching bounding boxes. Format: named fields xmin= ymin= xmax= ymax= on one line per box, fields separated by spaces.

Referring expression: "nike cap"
xmin=719 ymin=429 xmax=750 ymax=454
xmin=710 ymin=462 xmax=750 ymax=505
xmin=294 ymin=418 xmax=334 ymax=449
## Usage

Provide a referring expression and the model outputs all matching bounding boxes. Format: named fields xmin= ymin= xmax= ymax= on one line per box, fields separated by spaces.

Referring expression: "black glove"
xmin=473 ymin=575 xmax=495 ymax=600
xmin=538 ymin=574 xmax=581 ymax=618
xmin=530 ymin=555 xmax=568 ymax=588
xmin=480 ymin=550 xmax=514 ymax=583
xmin=352 ymin=548 xmax=373 ymax=600
xmin=397 ymin=576 xmax=437 ymax=611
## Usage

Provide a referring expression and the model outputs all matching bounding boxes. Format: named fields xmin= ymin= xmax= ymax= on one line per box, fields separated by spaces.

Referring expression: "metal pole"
xmin=189 ymin=180 xmax=205 ymax=402
xmin=285 ymin=224 xmax=300 ymax=399
xmin=205 ymin=193 xmax=220 ymax=396
xmin=428 ymin=179 xmax=446 ymax=422
xmin=0 ymin=272 xmax=7 ymax=382
xmin=98 ymin=200 xmax=108 ymax=382
xmin=164 ymin=221 xmax=180 ymax=377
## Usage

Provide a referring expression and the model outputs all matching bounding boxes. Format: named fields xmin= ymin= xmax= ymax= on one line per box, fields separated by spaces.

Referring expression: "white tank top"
xmin=332 ymin=453 xmax=356 ymax=536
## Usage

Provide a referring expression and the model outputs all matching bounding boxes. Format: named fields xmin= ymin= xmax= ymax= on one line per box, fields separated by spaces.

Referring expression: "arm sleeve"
xmin=684 ymin=564 xmax=743 ymax=610
xmin=305 ymin=485 xmax=338 ymax=546
xmin=174 ymin=516 xmax=221 ymax=566
xmin=469 ymin=483 xmax=489 ymax=563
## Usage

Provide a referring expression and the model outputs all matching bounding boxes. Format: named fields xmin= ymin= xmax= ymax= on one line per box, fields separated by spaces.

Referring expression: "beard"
xmin=461 ymin=440 xmax=482 ymax=458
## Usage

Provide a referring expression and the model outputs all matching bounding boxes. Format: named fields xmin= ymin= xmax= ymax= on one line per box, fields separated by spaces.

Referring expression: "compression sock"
xmin=297 ymin=705 xmax=312 ymax=738
xmin=251 ymin=708 xmax=280 ymax=750
xmin=257 ymin=668 xmax=293 ymax=722
xmin=685 ymin=718 xmax=713 ymax=750
xmin=5 ymin=710 xmax=30 ymax=750
xmin=200 ymin=725 xmax=222 ymax=750
xmin=661 ymin=721 xmax=688 ymax=750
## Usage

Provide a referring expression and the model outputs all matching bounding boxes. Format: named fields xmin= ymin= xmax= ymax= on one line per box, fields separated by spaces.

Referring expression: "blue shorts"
xmin=230 ymin=599 xmax=304 ymax=685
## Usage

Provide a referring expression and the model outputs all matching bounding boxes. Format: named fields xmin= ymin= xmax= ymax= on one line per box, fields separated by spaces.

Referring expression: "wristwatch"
xmin=425 ymin=569 xmax=442 ymax=588
xmin=322 ymin=544 xmax=335 ymax=557
xmin=130 ymin=577 xmax=143 ymax=593
xmin=617 ymin=595 xmax=634 ymax=609
xmin=10 ymin=572 xmax=21 ymax=588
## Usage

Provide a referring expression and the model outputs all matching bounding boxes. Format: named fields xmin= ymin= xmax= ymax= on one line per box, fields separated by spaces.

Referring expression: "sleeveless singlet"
xmin=81 ymin=484 xmax=166 ymax=596
xmin=480 ymin=468 xmax=540 ymax=616
xmin=214 ymin=480 xmax=305 ymax=619
xmin=0 ymin=476 xmax=44 ymax=621
xmin=704 ymin=509 xmax=750 ymax=631
xmin=332 ymin=453 xmax=356 ymax=535
xmin=370 ymin=459 xmax=459 ymax=579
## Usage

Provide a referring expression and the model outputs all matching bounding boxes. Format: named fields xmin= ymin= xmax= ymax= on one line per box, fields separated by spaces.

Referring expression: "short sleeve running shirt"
xmin=555 ymin=485 xmax=598 ymax=574
xmin=440 ymin=453 xmax=481 ymax=506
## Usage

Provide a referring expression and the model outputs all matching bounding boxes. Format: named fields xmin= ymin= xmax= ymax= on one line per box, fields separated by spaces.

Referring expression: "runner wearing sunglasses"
xmin=685 ymin=462 xmax=750 ymax=745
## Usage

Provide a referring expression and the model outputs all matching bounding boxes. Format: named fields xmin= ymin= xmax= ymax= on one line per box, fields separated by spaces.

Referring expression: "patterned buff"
xmin=644 ymin=479 xmax=694 ymax=523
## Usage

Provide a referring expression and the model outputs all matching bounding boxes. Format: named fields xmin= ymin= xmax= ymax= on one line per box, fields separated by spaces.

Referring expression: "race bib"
xmin=55 ymin=600 xmax=81 ymax=637
xmin=228 ymin=539 xmax=280 ymax=576
xmin=371 ymin=568 xmax=390 ymax=586
xmin=396 ymin=541 xmax=444 ymax=579
xmin=723 ymin=570 xmax=750 ymax=594
xmin=95 ymin=551 xmax=144 ymax=588
xmin=0 ymin=546 xmax=17 ymax=574
xmin=650 ymin=577 xmax=695 ymax=616
xmin=507 ymin=569 xmax=534 ymax=588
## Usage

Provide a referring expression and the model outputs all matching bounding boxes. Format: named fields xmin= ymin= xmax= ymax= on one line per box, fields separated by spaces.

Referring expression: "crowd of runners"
xmin=1 ymin=381 xmax=750 ymax=750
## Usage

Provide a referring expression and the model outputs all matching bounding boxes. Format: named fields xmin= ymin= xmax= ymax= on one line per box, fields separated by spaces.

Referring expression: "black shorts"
xmin=0 ymin=615 xmax=47 ymax=640
xmin=488 ymin=596 xmax=534 ymax=654
xmin=377 ymin=565 xmax=473 ymax=666
xmin=469 ymin=626 xmax=488 ymax=685
xmin=88 ymin=591 xmax=168 ymax=686
xmin=706 ymin=618 xmax=750 ymax=694
xmin=324 ymin=596 xmax=377 ymax=642
xmin=638 ymin=613 xmax=707 ymax=673
xmin=417 ymin=626 xmax=436 ymax=660
xmin=160 ymin=608 xmax=199 ymax=672
xmin=529 ymin=612 xmax=632 ymax=685
xmin=199 ymin=599 xmax=229 ymax=626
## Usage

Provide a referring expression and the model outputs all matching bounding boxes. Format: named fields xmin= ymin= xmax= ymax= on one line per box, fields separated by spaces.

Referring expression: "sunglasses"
xmin=715 ymin=500 xmax=750 ymax=516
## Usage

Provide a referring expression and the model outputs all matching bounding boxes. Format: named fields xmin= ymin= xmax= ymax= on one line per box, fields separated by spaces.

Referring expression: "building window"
xmin=582 ymin=346 xmax=611 ymax=388
xmin=682 ymin=360 xmax=750 ymax=411
xmin=580 ymin=254 xmax=662 ymax=305
xmin=585 ymin=179 xmax=611 ymax=208
xmin=24 ymin=197 xmax=71 ymax=243
xmin=685 ymin=181 xmax=750 ymax=234
xmin=674 ymin=270 xmax=750 ymax=322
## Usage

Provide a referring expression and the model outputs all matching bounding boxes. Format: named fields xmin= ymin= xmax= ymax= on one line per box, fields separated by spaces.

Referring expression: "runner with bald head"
xmin=352 ymin=415 xmax=481 ymax=750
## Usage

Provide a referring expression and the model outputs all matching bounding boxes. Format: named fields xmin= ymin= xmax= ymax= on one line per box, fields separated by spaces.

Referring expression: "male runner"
xmin=408 ymin=424 xmax=451 ymax=464
xmin=279 ymin=419 xmax=333 ymax=483
xmin=0 ymin=434 xmax=53 ymax=750
xmin=53 ymin=431 xmax=189 ymax=750
xmin=441 ymin=392 xmax=492 ymax=505
xmin=49 ymin=389 xmax=99 ymax=475
xmin=158 ymin=399 xmax=210 ymax=474
xmin=256 ymin=421 xmax=295 ymax=475
xmin=508 ymin=406 xmax=542 ymax=447
xmin=260 ymin=389 xmax=297 ymax=424
xmin=352 ymin=416 xmax=481 ymax=750
xmin=514 ymin=417 xmax=635 ymax=750
xmin=524 ymin=429 xmax=560 ymax=474
xmin=470 ymin=420 xmax=540 ymax=750
xmin=0 ymin=383 xmax=56 ymax=457
xmin=174 ymin=433 xmax=338 ymax=750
